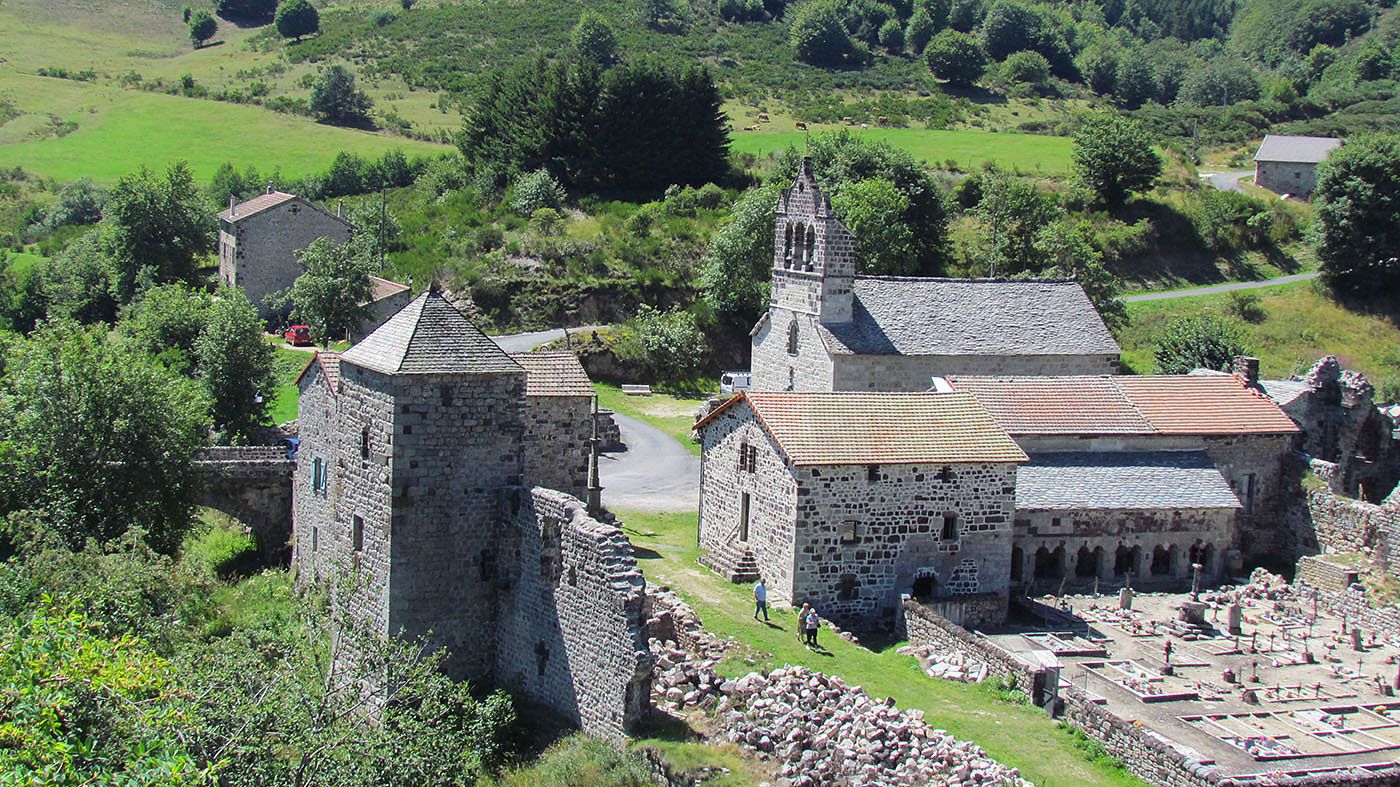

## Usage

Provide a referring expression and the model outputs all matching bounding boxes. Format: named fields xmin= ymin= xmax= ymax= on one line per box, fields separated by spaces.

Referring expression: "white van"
xmin=719 ymin=371 xmax=752 ymax=395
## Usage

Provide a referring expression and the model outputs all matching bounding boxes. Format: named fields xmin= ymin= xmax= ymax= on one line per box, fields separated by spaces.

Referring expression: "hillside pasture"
xmin=0 ymin=73 xmax=448 ymax=182
xmin=729 ymin=126 xmax=1075 ymax=174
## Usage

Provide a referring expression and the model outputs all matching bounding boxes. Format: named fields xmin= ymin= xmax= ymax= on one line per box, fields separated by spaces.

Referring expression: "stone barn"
xmin=510 ymin=350 xmax=596 ymax=500
xmin=292 ymin=291 xmax=652 ymax=741
xmin=1253 ymin=134 xmax=1341 ymax=198
xmin=750 ymin=158 xmax=1120 ymax=393
xmin=218 ymin=188 xmax=354 ymax=320
xmin=694 ymin=391 xmax=1026 ymax=627
xmin=950 ymin=370 xmax=1301 ymax=586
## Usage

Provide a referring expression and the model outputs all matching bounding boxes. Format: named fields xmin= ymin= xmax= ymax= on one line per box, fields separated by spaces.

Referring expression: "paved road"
xmin=598 ymin=412 xmax=700 ymax=513
xmin=1123 ymin=272 xmax=1319 ymax=303
xmin=1200 ymin=170 xmax=1253 ymax=193
xmin=489 ymin=325 xmax=609 ymax=354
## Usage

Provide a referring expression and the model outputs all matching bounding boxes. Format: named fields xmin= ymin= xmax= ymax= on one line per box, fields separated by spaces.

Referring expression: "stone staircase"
xmin=699 ymin=539 xmax=761 ymax=583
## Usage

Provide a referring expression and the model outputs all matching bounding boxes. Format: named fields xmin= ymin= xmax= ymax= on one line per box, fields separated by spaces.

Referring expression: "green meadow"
xmin=729 ymin=126 xmax=1075 ymax=174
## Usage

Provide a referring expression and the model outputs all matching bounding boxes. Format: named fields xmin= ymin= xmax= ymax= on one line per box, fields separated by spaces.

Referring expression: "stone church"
xmin=750 ymin=158 xmax=1122 ymax=394
xmin=292 ymin=291 xmax=652 ymax=741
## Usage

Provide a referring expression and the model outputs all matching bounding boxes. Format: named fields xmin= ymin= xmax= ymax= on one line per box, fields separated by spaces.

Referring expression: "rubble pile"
xmin=897 ymin=643 xmax=991 ymax=683
xmin=1238 ymin=567 xmax=1292 ymax=601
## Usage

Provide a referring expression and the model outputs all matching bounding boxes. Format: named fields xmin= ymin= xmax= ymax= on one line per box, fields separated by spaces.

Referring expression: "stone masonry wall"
xmin=519 ymin=395 xmax=592 ymax=500
xmin=495 ymin=487 xmax=653 ymax=742
xmin=1293 ymin=554 xmax=1360 ymax=593
xmin=697 ymin=399 xmax=798 ymax=598
xmin=1256 ymin=160 xmax=1321 ymax=198
xmin=793 ymin=462 xmax=1016 ymax=624
xmin=386 ymin=370 xmax=525 ymax=683
xmin=831 ymin=352 xmax=1121 ymax=392
xmin=293 ymin=363 xmax=337 ymax=588
xmin=219 ymin=199 xmax=353 ymax=320
xmin=1293 ymin=488 xmax=1400 ymax=577
xmin=751 ymin=309 xmax=836 ymax=393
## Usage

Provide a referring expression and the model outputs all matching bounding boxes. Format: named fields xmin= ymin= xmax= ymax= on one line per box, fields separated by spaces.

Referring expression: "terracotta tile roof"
xmin=951 ymin=374 xmax=1298 ymax=436
xmin=1017 ymin=451 xmax=1242 ymax=511
xmin=218 ymin=190 xmax=298 ymax=222
xmin=341 ymin=292 xmax=522 ymax=376
xmin=510 ymin=351 xmax=594 ymax=397
xmin=817 ymin=278 xmax=1121 ymax=357
xmin=1114 ymin=375 xmax=1299 ymax=435
xmin=697 ymin=391 xmax=1027 ymax=466
xmin=294 ymin=351 xmax=341 ymax=393
xmin=949 ymin=376 xmax=1153 ymax=434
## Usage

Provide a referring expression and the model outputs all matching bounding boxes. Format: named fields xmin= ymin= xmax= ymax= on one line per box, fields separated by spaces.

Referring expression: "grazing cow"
xmin=795 ymin=121 xmax=808 ymax=131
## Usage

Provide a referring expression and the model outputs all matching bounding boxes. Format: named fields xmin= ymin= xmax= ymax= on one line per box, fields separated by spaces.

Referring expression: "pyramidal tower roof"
xmin=341 ymin=291 xmax=522 ymax=375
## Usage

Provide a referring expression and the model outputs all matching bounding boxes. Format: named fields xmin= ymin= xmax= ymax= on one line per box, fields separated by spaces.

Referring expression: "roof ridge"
xmin=1107 ymin=376 xmax=1157 ymax=431
xmin=397 ymin=293 xmax=433 ymax=373
xmin=854 ymin=275 xmax=1080 ymax=284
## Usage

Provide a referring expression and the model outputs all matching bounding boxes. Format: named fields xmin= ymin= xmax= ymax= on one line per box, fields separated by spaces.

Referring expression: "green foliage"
xmin=39 ymin=178 xmax=105 ymax=232
xmin=118 ymin=283 xmax=211 ymax=371
xmin=971 ymin=166 xmax=1056 ymax=275
xmin=719 ymin=0 xmax=771 ymax=22
xmin=1314 ymin=134 xmax=1400 ymax=296
xmin=1229 ymin=291 xmax=1266 ymax=323
xmin=925 ymin=29 xmax=985 ymax=85
xmin=948 ymin=0 xmax=985 ymax=31
xmin=979 ymin=0 xmax=1070 ymax=76
xmin=196 ymin=289 xmax=275 ymax=441
xmin=464 ymin=56 xmax=730 ymax=194
xmin=572 ymin=12 xmax=620 ymax=66
xmin=1153 ymin=313 xmax=1249 ymax=374
xmin=700 ymin=184 xmax=780 ymax=325
xmin=276 ymin=0 xmax=320 ymax=41
xmin=216 ymin=0 xmax=277 ymax=21
xmin=486 ymin=735 xmax=654 ymax=787
xmin=1030 ymin=218 xmax=1126 ymax=330
xmin=616 ymin=305 xmax=708 ymax=383
xmin=1232 ymin=0 xmax=1373 ymax=66
xmin=905 ymin=7 xmax=938 ymax=53
xmin=1078 ymin=40 xmax=1120 ymax=95
xmin=102 ymin=162 xmax=214 ymax=303
xmin=531 ymin=207 xmax=565 ymax=235
xmin=510 ymin=169 xmax=568 ymax=215
xmin=1000 ymin=50 xmax=1051 ymax=87
xmin=0 ymin=321 xmax=210 ymax=553
xmin=833 ymin=178 xmax=919 ymax=275
xmin=1177 ymin=59 xmax=1261 ymax=107
xmin=790 ymin=0 xmax=871 ymax=67
xmin=310 ymin=65 xmax=372 ymax=126
xmin=1114 ymin=53 xmax=1158 ymax=109
xmin=189 ymin=9 xmax=217 ymax=49
xmin=288 ymin=237 xmax=375 ymax=343
xmin=1071 ymin=113 xmax=1162 ymax=208
xmin=181 ymin=515 xmax=258 ymax=580
xmin=879 ymin=18 xmax=905 ymax=50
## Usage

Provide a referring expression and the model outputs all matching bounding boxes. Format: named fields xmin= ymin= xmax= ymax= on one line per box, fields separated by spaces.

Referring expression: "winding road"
xmin=1122 ymin=272 xmax=1319 ymax=302
xmin=597 ymin=413 xmax=701 ymax=512
xmin=1200 ymin=170 xmax=1254 ymax=193
xmin=489 ymin=325 xmax=609 ymax=354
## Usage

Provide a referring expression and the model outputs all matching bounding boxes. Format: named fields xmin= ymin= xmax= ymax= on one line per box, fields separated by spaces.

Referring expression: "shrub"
xmin=530 ymin=207 xmax=564 ymax=236
xmin=509 ymin=169 xmax=567 ymax=215
xmin=310 ymin=65 xmax=371 ymax=125
xmin=571 ymin=12 xmax=619 ymax=65
xmin=1229 ymin=291 xmax=1266 ymax=323
xmin=790 ymin=0 xmax=869 ymax=67
xmin=878 ymin=18 xmax=904 ymax=51
xmin=274 ymin=0 xmax=319 ymax=41
xmin=719 ymin=0 xmax=768 ymax=22
xmin=1153 ymin=313 xmax=1249 ymax=374
xmin=925 ymin=30 xmax=985 ymax=86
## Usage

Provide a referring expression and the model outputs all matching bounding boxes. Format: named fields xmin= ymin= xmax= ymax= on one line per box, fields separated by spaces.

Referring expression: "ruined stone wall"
xmin=1256 ymin=160 xmax=1320 ymax=198
xmin=293 ymin=364 xmax=338 ymax=588
xmin=831 ymin=352 xmax=1121 ymax=392
xmin=697 ymin=400 xmax=798 ymax=598
xmin=751 ymin=309 xmax=835 ymax=393
xmin=385 ymin=370 xmax=526 ymax=683
xmin=792 ymin=462 xmax=1016 ymax=624
xmin=1013 ymin=507 xmax=1237 ymax=593
xmin=1288 ymin=488 xmax=1400 ymax=579
xmin=900 ymin=600 xmax=1041 ymax=693
xmin=520 ymin=395 xmax=591 ymax=499
xmin=495 ymin=487 xmax=653 ymax=742
xmin=219 ymin=200 xmax=353 ymax=320
xmin=1293 ymin=554 xmax=1360 ymax=593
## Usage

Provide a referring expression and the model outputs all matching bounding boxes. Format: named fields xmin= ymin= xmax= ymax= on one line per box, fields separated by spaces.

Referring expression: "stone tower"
xmin=770 ymin=157 xmax=857 ymax=325
xmin=335 ymin=291 xmax=526 ymax=681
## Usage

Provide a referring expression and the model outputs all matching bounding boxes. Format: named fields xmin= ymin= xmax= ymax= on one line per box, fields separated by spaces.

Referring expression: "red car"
xmin=283 ymin=325 xmax=313 ymax=346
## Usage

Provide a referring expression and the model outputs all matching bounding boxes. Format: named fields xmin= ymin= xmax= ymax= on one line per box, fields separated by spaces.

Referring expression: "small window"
xmin=535 ymin=641 xmax=549 ymax=677
xmin=352 ymin=515 xmax=364 ymax=552
xmin=786 ymin=321 xmax=799 ymax=355
xmin=1051 ymin=516 xmax=1062 ymax=528
xmin=786 ymin=367 xmax=795 ymax=392
xmin=311 ymin=526 xmax=318 ymax=552
xmin=311 ymin=457 xmax=324 ymax=491
xmin=840 ymin=520 xmax=859 ymax=543
xmin=360 ymin=427 xmax=370 ymax=460
xmin=837 ymin=574 xmax=859 ymax=600
xmin=866 ymin=465 xmax=879 ymax=483
xmin=479 ymin=549 xmax=496 ymax=582
xmin=738 ymin=443 xmax=758 ymax=473
xmin=1245 ymin=474 xmax=1257 ymax=515
xmin=441 ymin=386 xmax=454 ymax=407
xmin=941 ymin=514 xmax=958 ymax=541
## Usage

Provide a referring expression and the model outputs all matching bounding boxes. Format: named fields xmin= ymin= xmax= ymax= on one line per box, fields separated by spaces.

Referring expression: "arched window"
xmin=786 ymin=320 xmax=799 ymax=355
xmin=783 ymin=223 xmax=794 ymax=268
xmin=804 ymin=225 xmax=817 ymax=270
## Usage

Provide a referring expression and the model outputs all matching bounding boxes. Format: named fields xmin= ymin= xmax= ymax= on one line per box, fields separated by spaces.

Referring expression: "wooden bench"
xmin=621 ymin=384 xmax=652 ymax=396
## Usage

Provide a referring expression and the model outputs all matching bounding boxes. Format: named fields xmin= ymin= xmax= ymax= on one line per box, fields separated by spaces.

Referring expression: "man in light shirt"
xmin=753 ymin=577 xmax=769 ymax=621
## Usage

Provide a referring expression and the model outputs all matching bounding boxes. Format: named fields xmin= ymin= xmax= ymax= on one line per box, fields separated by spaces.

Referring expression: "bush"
xmin=1229 ymin=291 xmax=1266 ymax=323
xmin=719 ymin=0 xmax=768 ymax=22
xmin=1153 ymin=313 xmax=1249 ymax=374
xmin=509 ymin=169 xmax=567 ymax=215
xmin=571 ymin=12 xmax=619 ymax=65
xmin=530 ymin=207 xmax=564 ymax=235
xmin=310 ymin=65 xmax=371 ymax=125
xmin=274 ymin=0 xmax=319 ymax=41
xmin=925 ymin=29 xmax=985 ymax=86
xmin=878 ymin=18 xmax=904 ymax=51
xmin=617 ymin=305 xmax=708 ymax=383
xmin=1000 ymin=51 xmax=1051 ymax=87
xmin=790 ymin=0 xmax=869 ymax=67
xmin=181 ymin=516 xmax=258 ymax=579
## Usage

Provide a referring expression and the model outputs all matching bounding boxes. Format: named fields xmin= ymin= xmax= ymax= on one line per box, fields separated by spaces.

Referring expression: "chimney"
xmin=229 ymin=195 xmax=236 ymax=216
xmin=337 ymin=199 xmax=344 ymax=218
xmin=1232 ymin=356 xmax=1260 ymax=387
xmin=266 ymin=181 xmax=274 ymax=195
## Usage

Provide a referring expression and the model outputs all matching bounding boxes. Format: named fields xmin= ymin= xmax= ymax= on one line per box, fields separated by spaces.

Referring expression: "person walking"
xmin=753 ymin=577 xmax=770 ymax=622
xmin=805 ymin=608 xmax=820 ymax=648
xmin=796 ymin=603 xmax=810 ymax=642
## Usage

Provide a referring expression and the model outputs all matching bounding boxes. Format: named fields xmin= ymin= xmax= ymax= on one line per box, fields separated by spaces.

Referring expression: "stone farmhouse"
xmin=291 ymin=291 xmax=652 ymax=741
xmin=949 ymin=366 xmax=1300 ymax=592
xmin=1252 ymin=134 xmax=1341 ymax=198
xmin=219 ymin=188 xmax=354 ymax=320
xmin=750 ymin=158 xmax=1120 ymax=393
xmin=694 ymin=391 xmax=1027 ymax=627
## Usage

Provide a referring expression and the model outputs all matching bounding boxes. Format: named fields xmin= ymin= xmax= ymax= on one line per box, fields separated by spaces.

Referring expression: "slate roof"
xmin=695 ymin=391 xmax=1027 ymax=466
xmin=341 ymin=292 xmax=523 ymax=376
xmin=368 ymin=276 xmax=410 ymax=303
xmin=1254 ymin=135 xmax=1341 ymax=164
xmin=1017 ymin=452 xmax=1242 ymax=511
xmin=815 ymin=278 xmax=1121 ymax=357
xmin=218 ymin=191 xmax=298 ymax=222
xmin=951 ymin=374 xmax=1299 ymax=436
xmin=511 ymin=351 xmax=595 ymax=397
xmin=1259 ymin=379 xmax=1311 ymax=408
xmin=294 ymin=351 xmax=341 ymax=392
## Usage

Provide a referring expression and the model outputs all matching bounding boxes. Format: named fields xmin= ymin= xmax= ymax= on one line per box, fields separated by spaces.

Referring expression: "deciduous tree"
xmin=571 ymin=12 xmax=619 ymax=66
xmin=1154 ymin=313 xmax=1248 ymax=374
xmin=1314 ymin=134 xmax=1400 ymax=296
xmin=196 ymin=289 xmax=276 ymax=440
xmin=275 ymin=0 xmax=319 ymax=41
xmin=311 ymin=65 xmax=373 ymax=126
xmin=925 ymin=29 xmax=985 ymax=86
xmin=287 ymin=237 xmax=374 ymax=343
xmin=1071 ymin=113 xmax=1162 ymax=208
xmin=700 ymin=184 xmax=780 ymax=326
xmin=189 ymin=10 xmax=217 ymax=48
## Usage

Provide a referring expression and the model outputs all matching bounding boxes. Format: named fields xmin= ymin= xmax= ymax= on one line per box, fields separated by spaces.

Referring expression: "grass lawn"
xmin=729 ymin=126 xmax=1074 ymax=174
xmin=617 ymin=508 xmax=1144 ymax=787
xmin=266 ymin=341 xmax=312 ymax=426
xmin=595 ymin=383 xmax=710 ymax=457
xmin=0 ymin=72 xmax=448 ymax=183
xmin=1118 ymin=281 xmax=1400 ymax=394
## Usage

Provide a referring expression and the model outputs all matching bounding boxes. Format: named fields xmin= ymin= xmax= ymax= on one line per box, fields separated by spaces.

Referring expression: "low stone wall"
xmin=900 ymin=599 xmax=1042 ymax=698
xmin=1058 ymin=685 xmax=1220 ymax=787
xmin=1293 ymin=555 xmax=1360 ymax=593
xmin=1295 ymin=488 xmax=1400 ymax=576
xmin=919 ymin=592 xmax=1007 ymax=629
